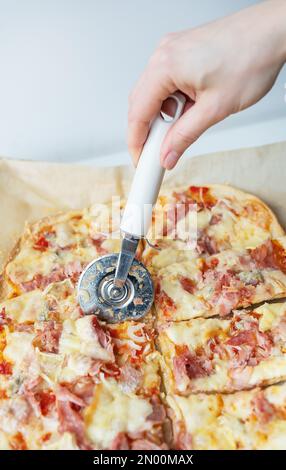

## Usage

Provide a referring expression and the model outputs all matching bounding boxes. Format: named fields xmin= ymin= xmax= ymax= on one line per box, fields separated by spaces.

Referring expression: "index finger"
xmin=128 ymin=63 xmax=175 ymax=164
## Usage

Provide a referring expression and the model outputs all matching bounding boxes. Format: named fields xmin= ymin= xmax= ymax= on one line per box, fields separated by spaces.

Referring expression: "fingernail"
xmin=163 ymin=150 xmax=179 ymax=170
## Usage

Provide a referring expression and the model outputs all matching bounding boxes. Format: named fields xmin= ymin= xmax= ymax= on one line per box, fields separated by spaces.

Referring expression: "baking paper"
xmin=0 ymin=140 xmax=285 ymax=270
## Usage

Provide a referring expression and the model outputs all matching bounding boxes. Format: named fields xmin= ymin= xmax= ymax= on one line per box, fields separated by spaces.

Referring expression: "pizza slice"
xmin=0 ymin=281 xmax=166 ymax=450
xmin=167 ymin=382 xmax=286 ymax=449
xmin=0 ymin=201 xmax=125 ymax=300
xmin=143 ymin=184 xmax=284 ymax=272
xmin=158 ymin=302 xmax=286 ymax=394
xmin=155 ymin=236 xmax=286 ymax=322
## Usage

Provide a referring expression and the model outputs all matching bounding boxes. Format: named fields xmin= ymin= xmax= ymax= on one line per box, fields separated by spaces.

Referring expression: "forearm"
xmin=272 ymin=0 xmax=286 ymax=64
xmin=249 ymin=0 xmax=286 ymax=67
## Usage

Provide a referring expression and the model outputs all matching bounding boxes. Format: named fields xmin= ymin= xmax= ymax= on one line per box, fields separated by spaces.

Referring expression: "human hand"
xmin=128 ymin=0 xmax=286 ymax=169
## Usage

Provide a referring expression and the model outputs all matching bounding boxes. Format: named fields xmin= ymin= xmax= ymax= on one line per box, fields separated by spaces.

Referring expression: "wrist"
xmin=271 ymin=0 xmax=286 ymax=64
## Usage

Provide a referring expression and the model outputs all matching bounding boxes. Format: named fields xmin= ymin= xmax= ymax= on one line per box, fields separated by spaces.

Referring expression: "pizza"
xmin=158 ymin=302 xmax=286 ymax=394
xmin=1 ymin=184 xmax=286 ymax=450
xmin=167 ymin=382 xmax=286 ymax=450
xmin=143 ymin=184 xmax=284 ymax=271
xmin=0 ymin=280 xmax=165 ymax=450
xmin=0 ymin=203 xmax=124 ymax=300
xmin=155 ymin=237 xmax=286 ymax=322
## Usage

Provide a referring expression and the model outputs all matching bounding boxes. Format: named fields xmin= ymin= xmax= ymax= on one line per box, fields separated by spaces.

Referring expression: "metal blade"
xmin=113 ymin=233 xmax=139 ymax=288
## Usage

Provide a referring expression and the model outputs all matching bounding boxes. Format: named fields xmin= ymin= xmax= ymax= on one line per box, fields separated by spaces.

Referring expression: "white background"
xmin=0 ymin=0 xmax=285 ymax=165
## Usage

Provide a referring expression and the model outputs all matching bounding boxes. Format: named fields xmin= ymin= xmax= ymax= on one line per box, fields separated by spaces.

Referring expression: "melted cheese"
xmin=42 ymin=432 xmax=79 ymax=450
xmin=258 ymin=302 xmax=286 ymax=331
xmin=6 ymin=248 xmax=58 ymax=283
xmin=3 ymin=330 xmax=34 ymax=365
xmin=0 ymin=290 xmax=46 ymax=323
xmin=59 ymin=317 xmax=113 ymax=362
xmin=168 ymin=382 xmax=286 ymax=449
xmin=0 ymin=431 xmax=10 ymax=449
xmin=164 ymin=318 xmax=229 ymax=349
xmin=84 ymin=377 xmax=152 ymax=449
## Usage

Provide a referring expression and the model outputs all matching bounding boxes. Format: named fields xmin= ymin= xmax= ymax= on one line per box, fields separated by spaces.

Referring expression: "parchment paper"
xmin=0 ymin=140 xmax=285 ymax=270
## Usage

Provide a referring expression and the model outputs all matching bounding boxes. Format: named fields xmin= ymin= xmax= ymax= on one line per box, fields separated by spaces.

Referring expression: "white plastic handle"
xmin=120 ymin=91 xmax=186 ymax=238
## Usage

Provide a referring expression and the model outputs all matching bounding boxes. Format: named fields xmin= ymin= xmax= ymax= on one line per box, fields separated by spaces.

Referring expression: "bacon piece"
xmin=227 ymin=330 xmax=257 ymax=347
xmin=272 ymin=240 xmax=286 ymax=274
xmin=91 ymin=317 xmax=114 ymax=361
xmin=210 ymin=213 xmax=223 ymax=225
xmin=225 ymin=319 xmax=273 ymax=369
xmin=214 ymin=290 xmax=242 ymax=316
xmin=100 ymin=362 xmax=120 ymax=378
xmin=147 ymin=398 xmax=166 ymax=423
xmin=228 ymin=366 xmax=252 ymax=389
xmin=57 ymin=400 xmax=91 ymax=450
xmin=210 ymin=270 xmax=254 ymax=316
xmin=155 ymin=281 xmax=176 ymax=317
xmin=250 ymin=239 xmax=286 ymax=274
xmin=173 ymin=346 xmax=213 ymax=384
xmin=179 ymin=276 xmax=195 ymax=295
xmin=197 ymin=232 xmax=218 ymax=255
xmin=250 ymin=240 xmax=274 ymax=268
xmin=70 ymin=376 xmax=95 ymax=403
xmin=56 ymin=385 xmax=85 ymax=407
xmin=36 ymin=391 xmax=56 ymax=416
xmin=251 ymin=391 xmax=275 ymax=424
xmin=91 ymin=234 xmax=108 ymax=255
xmin=33 ymin=321 xmax=62 ymax=353
xmin=64 ymin=260 xmax=83 ymax=279
xmin=21 ymin=272 xmax=65 ymax=292
xmin=20 ymin=261 xmax=83 ymax=292
xmin=119 ymin=364 xmax=142 ymax=393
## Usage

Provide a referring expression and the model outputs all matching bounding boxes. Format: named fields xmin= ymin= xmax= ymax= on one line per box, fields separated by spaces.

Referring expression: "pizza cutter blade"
xmin=77 ymin=92 xmax=186 ymax=322
xmin=77 ymin=253 xmax=153 ymax=323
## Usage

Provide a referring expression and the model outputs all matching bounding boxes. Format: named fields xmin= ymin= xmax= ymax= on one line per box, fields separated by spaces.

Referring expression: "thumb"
xmin=160 ymin=93 xmax=223 ymax=169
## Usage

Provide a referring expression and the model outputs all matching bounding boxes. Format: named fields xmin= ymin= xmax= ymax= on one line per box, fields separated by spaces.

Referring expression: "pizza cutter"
xmin=77 ymin=92 xmax=186 ymax=322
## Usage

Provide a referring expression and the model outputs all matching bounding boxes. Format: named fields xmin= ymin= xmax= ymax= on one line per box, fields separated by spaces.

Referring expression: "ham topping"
xmin=250 ymin=239 xmax=286 ymax=274
xmin=91 ymin=317 xmax=114 ymax=361
xmin=20 ymin=261 xmax=83 ymax=292
xmin=155 ymin=281 xmax=176 ymax=316
xmin=179 ymin=276 xmax=195 ymax=295
xmin=197 ymin=232 xmax=218 ymax=255
xmin=119 ymin=364 xmax=143 ymax=393
xmin=251 ymin=391 xmax=275 ymax=424
xmin=147 ymin=397 xmax=166 ymax=423
xmin=208 ymin=270 xmax=255 ymax=316
xmin=33 ymin=321 xmax=62 ymax=353
xmin=91 ymin=234 xmax=108 ymax=255
xmin=225 ymin=314 xmax=273 ymax=368
xmin=57 ymin=400 xmax=91 ymax=450
xmin=173 ymin=346 xmax=213 ymax=385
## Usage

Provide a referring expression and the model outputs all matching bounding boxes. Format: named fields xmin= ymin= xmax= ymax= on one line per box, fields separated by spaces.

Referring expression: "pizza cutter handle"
xmin=120 ymin=91 xmax=186 ymax=238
